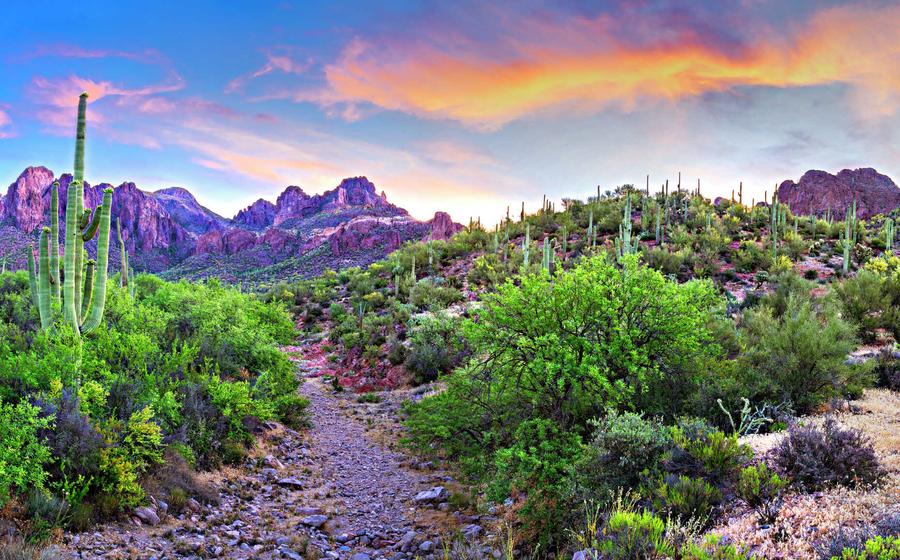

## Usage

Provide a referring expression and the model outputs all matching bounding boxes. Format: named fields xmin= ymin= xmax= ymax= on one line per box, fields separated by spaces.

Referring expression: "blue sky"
xmin=1 ymin=0 xmax=899 ymax=222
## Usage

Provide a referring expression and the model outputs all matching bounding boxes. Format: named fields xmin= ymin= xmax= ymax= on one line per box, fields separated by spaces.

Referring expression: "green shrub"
xmin=583 ymin=411 xmax=672 ymax=492
xmin=681 ymin=534 xmax=757 ymax=559
xmin=832 ymin=536 xmax=900 ymax=560
xmin=0 ymin=399 xmax=52 ymax=506
xmin=598 ymin=509 xmax=674 ymax=560
xmin=741 ymin=294 xmax=858 ymax=414
xmin=735 ymin=463 xmax=787 ymax=523
xmin=652 ymin=475 xmax=723 ymax=524
xmin=404 ymin=313 xmax=468 ymax=384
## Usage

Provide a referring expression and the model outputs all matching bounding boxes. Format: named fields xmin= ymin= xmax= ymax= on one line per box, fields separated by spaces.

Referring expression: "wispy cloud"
xmin=291 ymin=3 xmax=900 ymax=129
xmin=0 ymin=105 xmax=13 ymax=139
xmin=225 ymin=51 xmax=312 ymax=93
xmin=14 ymin=44 xmax=170 ymax=65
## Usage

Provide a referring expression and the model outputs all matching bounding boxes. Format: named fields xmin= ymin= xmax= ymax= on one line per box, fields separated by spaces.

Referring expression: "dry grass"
xmin=712 ymin=389 xmax=900 ymax=560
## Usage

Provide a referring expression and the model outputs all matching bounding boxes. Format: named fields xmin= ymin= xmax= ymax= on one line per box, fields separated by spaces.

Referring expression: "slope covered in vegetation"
xmin=263 ymin=185 xmax=899 ymax=558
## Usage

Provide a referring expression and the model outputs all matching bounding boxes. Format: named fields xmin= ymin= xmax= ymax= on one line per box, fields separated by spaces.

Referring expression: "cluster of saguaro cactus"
xmin=541 ymin=237 xmax=554 ymax=271
xmin=615 ymin=195 xmax=639 ymax=259
xmin=841 ymin=200 xmax=858 ymax=274
xmin=885 ymin=218 xmax=895 ymax=252
xmin=26 ymin=93 xmax=113 ymax=334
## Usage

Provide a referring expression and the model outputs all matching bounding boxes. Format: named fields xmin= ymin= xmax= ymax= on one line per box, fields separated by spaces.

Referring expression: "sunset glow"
xmin=1 ymin=1 xmax=899 ymax=222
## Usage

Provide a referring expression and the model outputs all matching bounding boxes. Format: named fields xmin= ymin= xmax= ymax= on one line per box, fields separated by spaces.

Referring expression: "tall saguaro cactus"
xmin=616 ymin=195 xmax=639 ymax=259
xmin=30 ymin=92 xmax=114 ymax=336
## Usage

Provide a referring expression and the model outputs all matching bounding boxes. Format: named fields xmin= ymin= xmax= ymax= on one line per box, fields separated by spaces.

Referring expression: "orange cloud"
xmin=304 ymin=3 xmax=900 ymax=128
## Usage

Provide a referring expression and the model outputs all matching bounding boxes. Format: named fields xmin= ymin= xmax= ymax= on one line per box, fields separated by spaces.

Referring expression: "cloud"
xmin=294 ymin=3 xmax=900 ymax=128
xmin=0 ymin=106 xmax=13 ymax=138
xmin=27 ymin=73 xmax=186 ymax=132
xmin=225 ymin=51 xmax=312 ymax=93
xmin=14 ymin=44 xmax=170 ymax=65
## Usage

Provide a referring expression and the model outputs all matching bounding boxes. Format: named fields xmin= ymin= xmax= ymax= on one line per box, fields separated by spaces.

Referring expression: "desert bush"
xmin=583 ymin=411 xmax=672 ymax=492
xmin=404 ymin=313 xmax=468 ymax=384
xmin=0 ymin=399 xmax=52 ymax=506
xmin=642 ymin=246 xmax=685 ymax=276
xmin=652 ymin=475 xmax=723 ymax=524
xmin=735 ymin=463 xmax=787 ymax=523
xmin=741 ymin=294 xmax=858 ymax=413
xmin=408 ymin=278 xmax=464 ymax=310
xmin=769 ymin=418 xmax=884 ymax=491
xmin=681 ymin=534 xmax=757 ymax=560
xmin=597 ymin=508 xmax=674 ymax=560
xmin=832 ymin=535 xmax=900 ymax=560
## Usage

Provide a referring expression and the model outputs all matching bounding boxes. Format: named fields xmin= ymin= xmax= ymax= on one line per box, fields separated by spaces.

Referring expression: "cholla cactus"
xmin=30 ymin=93 xmax=113 ymax=335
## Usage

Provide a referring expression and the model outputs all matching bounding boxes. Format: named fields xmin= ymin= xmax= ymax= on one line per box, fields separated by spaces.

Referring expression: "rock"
xmin=398 ymin=530 xmax=418 ymax=551
xmin=297 ymin=506 xmax=323 ymax=516
xmin=462 ymin=524 xmax=482 ymax=540
xmin=187 ymin=498 xmax=202 ymax=513
xmin=133 ymin=506 xmax=160 ymax=526
xmin=234 ymin=198 xmax=276 ymax=230
xmin=300 ymin=514 xmax=328 ymax=528
xmin=276 ymin=477 xmax=304 ymax=490
xmin=2 ymin=166 xmax=54 ymax=233
xmin=778 ymin=168 xmax=900 ymax=220
xmin=413 ymin=486 xmax=448 ymax=504
xmin=350 ymin=553 xmax=371 ymax=560
xmin=419 ymin=541 xmax=434 ymax=553
xmin=281 ymin=548 xmax=303 ymax=560
xmin=429 ymin=211 xmax=462 ymax=241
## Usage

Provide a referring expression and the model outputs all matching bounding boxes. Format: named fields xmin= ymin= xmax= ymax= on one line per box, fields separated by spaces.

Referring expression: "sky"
xmin=1 ymin=0 xmax=899 ymax=224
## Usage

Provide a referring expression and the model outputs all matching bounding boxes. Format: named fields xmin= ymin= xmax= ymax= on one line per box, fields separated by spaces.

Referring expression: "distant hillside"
xmin=0 ymin=167 xmax=461 ymax=282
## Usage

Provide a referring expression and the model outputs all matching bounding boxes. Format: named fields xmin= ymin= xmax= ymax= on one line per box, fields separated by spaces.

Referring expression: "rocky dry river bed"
xmin=59 ymin=351 xmax=500 ymax=559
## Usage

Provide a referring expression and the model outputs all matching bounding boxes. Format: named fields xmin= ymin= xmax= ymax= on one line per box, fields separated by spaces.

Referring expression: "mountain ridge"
xmin=0 ymin=166 xmax=462 ymax=282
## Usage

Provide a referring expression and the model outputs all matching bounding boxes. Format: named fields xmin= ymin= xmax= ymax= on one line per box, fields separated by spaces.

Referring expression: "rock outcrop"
xmin=1 ymin=166 xmax=55 ymax=233
xmin=234 ymin=199 xmax=276 ymax=230
xmin=778 ymin=168 xmax=900 ymax=220
xmin=428 ymin=211 xmax=462 ymax=241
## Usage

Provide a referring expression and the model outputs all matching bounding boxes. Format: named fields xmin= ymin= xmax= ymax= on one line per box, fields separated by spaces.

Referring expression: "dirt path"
xmin=60 ymin=350 xmax=491 ymax=560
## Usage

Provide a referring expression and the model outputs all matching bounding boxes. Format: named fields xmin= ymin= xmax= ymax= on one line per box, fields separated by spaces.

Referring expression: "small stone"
xmin=133 ymin=506 xmax=160 ymax=526
xmin=350 ymin=553 xmax=371 ymax=560
xmin=419 ymin=541 xmax=434 ymax=553
xmin=413 ymin=487 xmax=448 ymax=504
xmin=277 ymin=477 xmax=304 ymax=489
xmin=297 ymin=506 xmax=324 ymax=516
xmin=301 ymin=514 xmax=328 ymax=528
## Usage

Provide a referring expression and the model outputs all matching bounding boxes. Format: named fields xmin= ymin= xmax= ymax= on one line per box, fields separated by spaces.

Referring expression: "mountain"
xmin=153 ymin=187 xmax=231 ymax=235
xmin=778 ymin=168 xmax=900 ymax=220
xmin=0 ymin=166 xmax=461 ymax=283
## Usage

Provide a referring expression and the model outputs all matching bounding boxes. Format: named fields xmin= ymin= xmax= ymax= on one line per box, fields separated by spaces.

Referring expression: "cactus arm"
xmin=81 ymin=207 xmax=101 ymax=241
xmin=38 ymin=228 xmax=53 ymax=329
xmin=26 ymin=245 xmax=39 ymax=310
xmin=74 ymin=93 xmax=87 ymax=185
xmin=50 ymin=181 xmax=61 ymax=302
xmin=81 ymin=188 xmax=113 ymax=334
xmin=80 ymin=260 xmax=95 ymax=320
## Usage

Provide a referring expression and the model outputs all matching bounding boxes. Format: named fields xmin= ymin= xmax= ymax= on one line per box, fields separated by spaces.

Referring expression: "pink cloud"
xmin=0 ymin=106 xmax=13 ymax=139
xmin=225 ymin=51 xmax=312 ymax=93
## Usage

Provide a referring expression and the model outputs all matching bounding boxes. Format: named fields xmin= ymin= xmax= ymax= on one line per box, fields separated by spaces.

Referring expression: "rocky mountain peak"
xmin=778 ymin=167 xmax=900 ymax=220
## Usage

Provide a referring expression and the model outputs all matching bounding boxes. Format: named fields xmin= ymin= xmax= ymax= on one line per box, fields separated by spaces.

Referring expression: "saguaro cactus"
xmin=30 ymin=93 xmax=114 ymax=335
xmin=885 ymin=218 xmax=895 ymax=252
xmin=616 ymin=195 xmax=640 ymax=259
xmin=522 ymin=223 xmax=530 ymax=268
